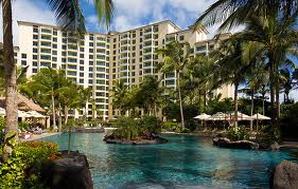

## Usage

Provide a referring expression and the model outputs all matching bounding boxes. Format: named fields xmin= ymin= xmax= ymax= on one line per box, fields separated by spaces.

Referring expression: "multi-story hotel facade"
xmin=16 ymin=20 xmax=234 ymax=121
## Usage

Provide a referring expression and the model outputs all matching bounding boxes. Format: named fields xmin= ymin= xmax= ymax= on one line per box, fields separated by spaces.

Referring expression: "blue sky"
xmin=1 ymin=0 xmax=219 ymax=42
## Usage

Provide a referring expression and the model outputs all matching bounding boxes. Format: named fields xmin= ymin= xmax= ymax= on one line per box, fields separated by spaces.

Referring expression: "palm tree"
xmin=2 ymin=0 xmax=113 ymax=160
xmin=157 ymin=41 xmax=192 ymax=130
xmin=193 ymin=0 xmax=298 ymax=132
xmin=183 ymin=54 xmax=218 ymax=111
xmin=134 ymin=76 xmax=164 ymax=116
xmin=212 ymin=39 xmax=255 ymax=127
xmin=193 ymin=0 xmax=298 ymax=31
xmin=111 ymin=80 xmax=129 ymax=116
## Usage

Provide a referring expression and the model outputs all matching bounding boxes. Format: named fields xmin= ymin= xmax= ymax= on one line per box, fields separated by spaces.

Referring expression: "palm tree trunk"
xmin=262 ymin=94 xmax=265 ymax=115
xmin=58 ymin=103 xmax=62 ymax=132
xmin=176 ymin=71 xmax=185 ymax=130
xmin=275 ymin=78 xmax=280 ymax=131
xmin=2 ymin=0 xmax=18 ymax=161
xmin=250 ymin=89 xmax=254 ymax=131
xmin=51 ymin=88 xmax=56 ymax=129
xmin=234 ymin=83 xmax=238 ymax=128
xmin=203 ymin=90 xmax=207 ymax=112
xmin=64 ymin=106 xmax=69 ymax=125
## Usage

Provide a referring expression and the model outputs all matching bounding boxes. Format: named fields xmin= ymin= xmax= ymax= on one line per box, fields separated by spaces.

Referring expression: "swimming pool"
xmin=42 ymin=133 xmax=298 ymax=189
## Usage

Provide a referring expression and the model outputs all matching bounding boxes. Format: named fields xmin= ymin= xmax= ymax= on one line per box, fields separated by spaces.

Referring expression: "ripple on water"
xmin=41 ymin=133 xmax=298 ymax=189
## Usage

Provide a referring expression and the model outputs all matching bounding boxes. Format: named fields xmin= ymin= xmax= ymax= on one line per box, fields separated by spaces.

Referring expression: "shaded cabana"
xmin=0 ymin=94 xmax=49 ymax=128
xmin=194 ymin=113 xmax=211 ymax=130
xmin=251 ymin=113 xmax=271 ymax=131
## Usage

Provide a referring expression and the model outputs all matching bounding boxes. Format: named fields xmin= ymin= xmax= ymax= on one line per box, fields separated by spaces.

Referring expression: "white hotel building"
xmin=16 ymin=20 xmax=234 ymax=121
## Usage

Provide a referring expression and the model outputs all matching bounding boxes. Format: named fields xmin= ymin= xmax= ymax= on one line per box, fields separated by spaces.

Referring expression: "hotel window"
xmin=21 ymin=54 xmax=27 ymax=59
xmin=179 ymin=35 xmax=184 ymax=41
xmin=21 ymin=60 xmax=26 ymax=65
xmin=89 ymin=61 xmax=94 ymax=65
xmin=89 ymin=48 xmax=94 ymax=53
xmin=52 ymin=44 xmax=57 ymax=48
xmin=80 ymin=54 xmax=84 ymax=58
xmin=52 ymin=50 xmax=57 ymax=55
xmin=89 ymin=55 xmax=94 ymax=59
xmin=32 ymin=48 xmax=38 ymax=53
xmin=52 ymin=57 xmax=57 ymax=62
xmin=52 ymin=64 xmax=57 ymax=68
xmin=33 ymin=41 xmax=38 ymax=46
xmin=79 ymin=72 xmax=84 ymax=76
xmin=32 ymin=68 xmax=37 ymax=73
xmin=80 ymin=47 xmax=84 ymax=52
xmin=33 ymin=62 xmax=38 ymax=67
xmin=33 ymin=55 xmax=38 ymax=60
xmin=89 ymin=42 xmax=94 ymax=47
xmin=33 ymin=35 xmax=38 ymax=39
xmin=53 ymin=30 xmax=57 ymax=35
xmin=33 ymin=27 xmax=38 ymax=33
xmin=53 ymin=37 xmax=57 ymax=42
xmin=79 ymin=79 xmax=84 ymax=83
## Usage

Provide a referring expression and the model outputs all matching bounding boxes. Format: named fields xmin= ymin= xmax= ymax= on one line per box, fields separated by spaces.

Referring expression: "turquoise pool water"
xmin=42 ymin=133 xmax=298 ymax=189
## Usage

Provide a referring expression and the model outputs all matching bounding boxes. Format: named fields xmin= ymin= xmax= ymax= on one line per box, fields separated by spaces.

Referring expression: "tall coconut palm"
xmin=193 ymin=0 xmax=298 ymax=31
xmin=156 ymin=41 xmax=192 ymax=130
xmin=193 ymin=0 xmax=298 ymax=132
xmin=111 ymin=80 xmax=129 ymax=115
xmin=212 ymin=38 xmax=256 ymax=127
xmin=233 ymin=14 xmax=298 ymax=131
xmin=2 ymin=0 xmax=113 ymax=161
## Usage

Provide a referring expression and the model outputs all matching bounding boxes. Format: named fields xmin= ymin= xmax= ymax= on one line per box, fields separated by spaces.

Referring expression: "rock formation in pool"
xmin=103 ymin=116 xmax=168 ymax=145
xmin=213 ymin=137 xmax=259 ymax=149
xmin=271 ymin=160 xmax=298 ymax=189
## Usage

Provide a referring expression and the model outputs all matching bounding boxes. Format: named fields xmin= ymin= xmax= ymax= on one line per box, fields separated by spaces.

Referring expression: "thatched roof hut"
xmin=0 ymin=94 xmax=45 ymax=113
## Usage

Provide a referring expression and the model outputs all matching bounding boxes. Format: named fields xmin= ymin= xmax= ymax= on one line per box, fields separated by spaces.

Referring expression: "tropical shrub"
xmin=256 ymin=125 xmax=279 ymax=148
xmin=111 ymin=117 xmax=140 ymax=140
xmin=0 ymin=141 xmax=58 ymax=189
xmin=226 ymin=126 xmax=249 ymax=141
xmin=140 ymin=116 xmax=161 ymax=134
xmin=280 ymin=102 xmax=298 ymax=139
xmin=110 ymin=116 xmax=161 ymax=140
xmin=162 ymin=121 xmax=179 ymax=132
xmin=18 ymin=121 xmax=30 ymax=131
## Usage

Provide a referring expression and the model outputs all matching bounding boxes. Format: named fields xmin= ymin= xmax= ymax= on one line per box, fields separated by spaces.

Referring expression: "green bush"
xmin=162 ymin=121 xmax=179 ymax=132
xmin=18 ymin=121 xmax=30 ymax=131
xmin=111 ymin=117 xmax=140 ymax=140
xmin=141 ymin=116 xmax=160 ymax=134
xmin=110 ymin=116 xmax=161 ymax=140
xmin=226 ymin=126 xmax=249 ymax=141
xmin=0 ymin=141 xmax=58 ymax=189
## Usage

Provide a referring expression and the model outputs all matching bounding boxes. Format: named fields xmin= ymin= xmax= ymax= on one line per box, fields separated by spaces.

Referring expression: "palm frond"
xmin=47 ymin=0 xmax=86 ymax=33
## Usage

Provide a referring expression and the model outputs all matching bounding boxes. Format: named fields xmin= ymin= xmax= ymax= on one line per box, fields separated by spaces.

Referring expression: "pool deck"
xmin=21 ymin=132 xmax=61 ymax=142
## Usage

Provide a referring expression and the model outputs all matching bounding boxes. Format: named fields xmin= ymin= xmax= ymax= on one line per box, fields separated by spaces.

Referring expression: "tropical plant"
xmin=133 ymin=76 xmax=164 ymax=116
xmin=157 ymin=41 xmax=192 ymax=129
xmin=181 ymin=54 xmax=218 ymax=111
xmin=2 ymin=0 xmax=113 ymax=161
xmin=111 ymin=80 xmax=130 ymax=115
xmin=212 ymin=38 xmax=253 ymax=127
xmin=193 ymin=0 xmax=298 ymax=133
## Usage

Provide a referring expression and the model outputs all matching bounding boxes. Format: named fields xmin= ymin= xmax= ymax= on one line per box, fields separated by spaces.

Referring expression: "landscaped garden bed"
xmin=103 ymin=116 xmax=168 ymax=145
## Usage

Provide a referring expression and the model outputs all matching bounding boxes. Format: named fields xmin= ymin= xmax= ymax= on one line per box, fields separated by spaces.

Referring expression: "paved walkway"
xmin=21 ymin=132 xmax=61 ymax=142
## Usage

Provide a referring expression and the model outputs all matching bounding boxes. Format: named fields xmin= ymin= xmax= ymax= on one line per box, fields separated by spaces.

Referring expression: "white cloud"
xmin=0 ymin=0 xmax=55 ymax=45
